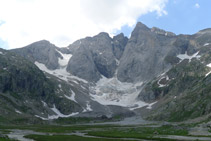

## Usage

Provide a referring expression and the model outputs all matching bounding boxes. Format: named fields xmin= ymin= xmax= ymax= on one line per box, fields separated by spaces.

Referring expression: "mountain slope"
xmin=6 ymin=22 xmax=211 ymax=122
xmin=138 ymin=36 xmax=211 ymax=121
xmin=0 ymin=48 xmax=83 ymax=123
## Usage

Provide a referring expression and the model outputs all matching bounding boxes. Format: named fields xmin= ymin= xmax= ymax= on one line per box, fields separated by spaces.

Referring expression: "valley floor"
xmin=1 ymin=117 xmax=211 ymax=141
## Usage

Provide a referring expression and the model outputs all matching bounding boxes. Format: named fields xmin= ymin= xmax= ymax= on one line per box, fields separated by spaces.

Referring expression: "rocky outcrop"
xmin=112 ymin=33 xmax=128 ymax=60
xmin=66 ymin=32 xmax=127 ymax=82
xmin=11 ymin=40 xmax=62 ymax=70
xmin=117 ymin=22 xmax=177 ymax=82
xmin=0 ymin=48 xmax=54 ymax=97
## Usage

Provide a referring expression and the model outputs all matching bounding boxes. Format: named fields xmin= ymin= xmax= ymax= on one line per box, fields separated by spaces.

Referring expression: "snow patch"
xmin=35 ymin=104 xmax=79 ymax=120
xmin=56 ymin=50 xmax=72 ymax=67
xmin=34 ymin=61 xmax=88 ymax=83
xmin=177 ymin=51 xmax=200 ymax=63
xmin=64 ymin=90 xmax=78 ymax=103
xmin=115 ymin=58 xmax=120 ymax=66
xmin=146 ymin=101 xmax=157 ymax=109
xmin=204 ymin=43 xmax=210 ymax=46
xmin=86 ymin=101 xmax=92 ymax=111
xmin=15 ymin=109 xmax=22 ymax=114
xmin=41 ymin=101 xmax=47 ymax=107
xmin=35 ymin=115 xmax=48 ymax=120
xmin=205 ymin=63 xmax=211 ymax=77
xmin=48 ymin=104 xmax=78 ymax=119
xmin=207 ymin=63 xmax=211 ymax=68
xmin=157 ymin=75 xmax=169 ymax=87
xmin=0 ymin=51 xmax=3 ymax=55
xmin=71 ymin=80 xmax=79 ymax=84
xmin=69 ymin=75 xmax=88 ymax=83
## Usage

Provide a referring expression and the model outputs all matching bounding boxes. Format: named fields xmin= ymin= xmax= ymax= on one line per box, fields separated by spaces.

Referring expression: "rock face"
xmin=0 ymin=48 xmax=53 ymax=97
xmin=66 ymin=32 xmax=128 ymax=82
xmin=112 ymin=33 xmax=128 ymax=60
xmin=117 ymin=22 xmax=177 ymax=82
xmin=12 ymin=40 xmax=62 ymax=70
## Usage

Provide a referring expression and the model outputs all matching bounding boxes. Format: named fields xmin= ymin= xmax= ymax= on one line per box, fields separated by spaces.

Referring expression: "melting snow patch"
xmin=56 ymin=50 xmax=72 ymax=67
xmin=15 ymin=109 xmax=22 ymax=114
xmin=46 ymin=104 xmax=79 ymax=120
xmin=146 ymin=101 xmax=157 ymax=109
xmin=205 ymin=63 xmax=211 ymax=77
xmin=71 ymin=80 xmax=79 ymax=84
xmin=207 ymin=63 xmax=211 ymax=68
xmin=115 ymin=58 xmax=120 ymax=66
xmin=86 ymin=101 xmax=92 ymax=111
xmin=69 ymin=75 xmax=88 ymax=83
xmin=177 ymin=51 xmax=200 ymax=63
xmin=58 ymin=84 xmax=62 ymax=88
xmin=157 ymin=75 xmax=169 ymax=87
xmin=34 ymin=61 xmax=88 ymax=83
xmin=204 ymin=43 xmax=210 ymax=46
xmin=49 ymin=104 xmax=79 ymax=119
xmin=35 ymin=115 xmax=48 ymax=120
xmin=64 ymin=90 xmax=77 ymax=103
xmin=41 ymin=101 xmax=47 ymax=107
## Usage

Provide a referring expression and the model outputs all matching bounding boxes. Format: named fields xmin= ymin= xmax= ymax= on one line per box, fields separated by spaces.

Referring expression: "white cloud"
xmin=0 ymin=0 xmax=168 ymax=49
xmin=195 ymin=3 xmax=200 ymax=8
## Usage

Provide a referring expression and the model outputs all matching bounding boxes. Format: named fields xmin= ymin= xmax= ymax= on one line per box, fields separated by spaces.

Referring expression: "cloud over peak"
xmin=0 ymin=0 xmax=168 ymax=49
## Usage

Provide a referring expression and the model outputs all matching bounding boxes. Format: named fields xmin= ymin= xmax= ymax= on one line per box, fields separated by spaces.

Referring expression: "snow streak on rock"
xmin=205 ymin=63 xmax=211 ymax=77
xmin=34 ymin=61 xmax=88 ymax=83
xmin=64 ymin=90 xmax=78 ymax=103
xmin=177 ymin=51 xmax=200 ymax=63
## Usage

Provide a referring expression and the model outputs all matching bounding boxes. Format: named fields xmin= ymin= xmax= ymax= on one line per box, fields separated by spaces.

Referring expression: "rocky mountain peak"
xmin=96 ymin=32 xmax=111 ymax=38
xmin=26 ymin=40 xmax=55 ymax=48
xmin=197 ymin=28 xmax=211 ymax=34
xmin=151 ymin=27 xmax=176 ymax=37
xmin=12 ymin=40 xmax=62 ymax=70
xmin=131 ymin=22 xmax=150 ymax=36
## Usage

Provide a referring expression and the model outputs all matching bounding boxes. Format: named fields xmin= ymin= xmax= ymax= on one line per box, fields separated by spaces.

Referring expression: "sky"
xmin=0 ymin=0 xmax=210 ymax=49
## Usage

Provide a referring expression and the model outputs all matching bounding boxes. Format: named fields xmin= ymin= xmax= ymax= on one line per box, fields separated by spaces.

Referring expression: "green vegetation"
xmin=25 ymin=135 xmax=118 ymax=141
xmin=145 ymin=57 xmax=211 ymax=122
xmin=0 ymin=124 xmax=190 ymax=141
xmin=0 ymin=137 xmax=12 ymax=141
xmin=0 ymin=124 xmax=123 ymax=133
xmin=87 ymin=125 xmax=187 ymax=140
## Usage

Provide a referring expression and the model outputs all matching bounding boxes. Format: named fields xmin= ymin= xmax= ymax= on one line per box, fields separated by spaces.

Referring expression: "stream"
xmin=6 ymin=128 xmax=211 ymax=141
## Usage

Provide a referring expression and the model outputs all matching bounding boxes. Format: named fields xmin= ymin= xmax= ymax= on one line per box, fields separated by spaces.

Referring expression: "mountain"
xmin=1 ymin=22 xmax=210 ymax=123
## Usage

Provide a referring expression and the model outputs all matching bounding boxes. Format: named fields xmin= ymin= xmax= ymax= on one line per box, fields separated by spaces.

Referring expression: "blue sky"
xmin=117 ymin=0 xmax=211 ymax=36
xmin=0 ymin=0 xmax=211 ymax=49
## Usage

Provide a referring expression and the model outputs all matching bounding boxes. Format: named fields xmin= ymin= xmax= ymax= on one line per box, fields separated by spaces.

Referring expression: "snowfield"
xmin=177 ymin=51 xmax=200 ymax=63
xmin=34 ymin=61 xmax=88 ymax=83
xmin=90 ymin=75 xmax=153 ymax=110
xmin=35 ymin=55 xmax=157 ymax=113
